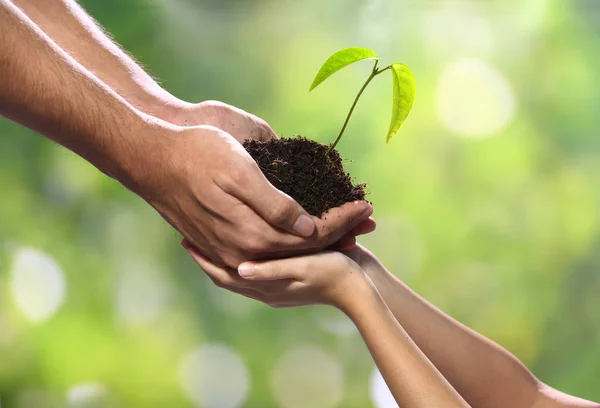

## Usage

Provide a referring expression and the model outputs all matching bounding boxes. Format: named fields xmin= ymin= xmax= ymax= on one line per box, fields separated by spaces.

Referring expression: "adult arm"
xmin=346 ymin=245 xmax=600 ymax=408
xmin=0 ymin=0 xmax=373 ymax=267
xmin=0 ymin=0 xmax=152 ymax=183
xmin=9 ymin=0 xmax=277 ymax=141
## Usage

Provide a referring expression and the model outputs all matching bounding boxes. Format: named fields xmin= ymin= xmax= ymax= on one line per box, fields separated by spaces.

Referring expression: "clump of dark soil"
xmin=243 ymin=136 xmax=366 ymax=217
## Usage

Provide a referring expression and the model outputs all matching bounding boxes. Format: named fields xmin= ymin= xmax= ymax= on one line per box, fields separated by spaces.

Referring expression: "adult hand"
xmin=153 ymin=99 xmax=377 ymax=256
xmin=181 ymin=242 xmax=375 ymax=311
xmin=133 ymin=124 xmax=374 ymax=267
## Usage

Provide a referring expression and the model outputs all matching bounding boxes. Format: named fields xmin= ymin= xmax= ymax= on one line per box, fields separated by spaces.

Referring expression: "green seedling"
xmin=309 ymin=47 xmax=416 ymax=153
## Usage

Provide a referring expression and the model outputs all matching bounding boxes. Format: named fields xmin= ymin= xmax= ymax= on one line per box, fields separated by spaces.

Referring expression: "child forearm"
xmin=343 ymin=283 xmax=471 ymax=408
xmin=367 ymin=262 xmax=539 ymax=407
xmin=355 ymin=246 xmax=599 ymax=408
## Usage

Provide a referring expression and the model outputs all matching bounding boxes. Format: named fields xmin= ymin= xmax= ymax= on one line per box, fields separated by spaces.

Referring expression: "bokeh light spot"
xmin=66 ymin=383 xmax=109 ymax=407
xmin=271 ymin=346 xmax=344 ymax=408
xmin=9 ymin=247 xmax=66 ymax=323
xmin=314 ymin=307 xmax=357 ymax=336
xmin=116 ymin=261 xmax=172 ymax=326
xmin=436 ymin=58 xmax=516 ymax=138
xmin=178 ymin=343 xmax=249 ymax=408
xmin=421 ymin=6 xmax=494 ymax=58
xmin=207 ymin=283 xmax=261 ymax=317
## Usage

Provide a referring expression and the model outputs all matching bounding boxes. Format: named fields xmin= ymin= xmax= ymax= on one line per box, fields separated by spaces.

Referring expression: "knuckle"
xmin=258 ymin=265 xmax=278 ymax=281
xmin=268 ymin=202 xmax=293 ymax=226
xmin=236 ymin=247 xmax=256 ymax=263
xmin=228 ymin=163 xmax=251 ymax=186
xmin=222 ymin=253 xmax=244 ymax=269
xmin=199 ymin=100 xmax=227 ymax=111
xmin=240 ymin=233 xmax=269 ymax=254
xmin=268 ymin=264 xmax=283 ymax=280
xmin=215 ymin=163 xmax=252 ymax=194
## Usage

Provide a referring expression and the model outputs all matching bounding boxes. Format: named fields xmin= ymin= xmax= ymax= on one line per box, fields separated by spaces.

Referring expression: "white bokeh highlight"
xmin=9 ymin=247 xmax=66 ymax=323
xmin=179 ymin=343 xmax=249 ymax=408
xmin=271 ymin=346 xmax=344 ymax=408
xmin=370 ymin=368 xmax=397 ymax=408
xmin=207 ymin=283 xmax=261 ymax=318
xmin=436 ymin=58 xmax=516 ymax=138
xmin=116 ymin=261 xmax=172 ymax=325
xmin=314 ymin=307 xmax=357 ymax=336
xmin=66 ymin=383 xmax=108 ymax=407
xmin=421 ymin=6 xmax=494 ymax=58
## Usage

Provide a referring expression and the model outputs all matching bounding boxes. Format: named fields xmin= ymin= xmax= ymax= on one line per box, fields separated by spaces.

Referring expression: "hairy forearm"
xmin=362 ymin=255 xmax=541 ymax=408
xmin=344 ymin=284 xmax=470 ymax=408
xmin=0 ymin=0 xmax=159 ymax=186
xmin=10 ymin=0 xmax=186 ymax=120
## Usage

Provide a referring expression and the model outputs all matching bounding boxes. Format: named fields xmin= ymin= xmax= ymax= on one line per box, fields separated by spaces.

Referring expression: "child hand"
xmin=182 ymin=240 xmax=374 ymax=311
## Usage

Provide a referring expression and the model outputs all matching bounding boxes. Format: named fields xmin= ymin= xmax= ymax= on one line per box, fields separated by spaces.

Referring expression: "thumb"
xmin=232 ymin=166 xmax=316 ymax=237
xmin=238 ymin=258 xmax=304 ymax=281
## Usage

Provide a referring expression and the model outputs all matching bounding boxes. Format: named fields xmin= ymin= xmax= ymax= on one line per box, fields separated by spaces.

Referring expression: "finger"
xmin=328 ymin=234 xmax=357 ymax=250
xmin=183 ymin=240 xmax=298 ymax=299
xmin=231 ymin=201 xmax=373 ymax=258
xmin=225 ymin=286 xmax=263 ymax=301
xmin=351 ymin=217 xmax=377 ymax=236
xmin=314 ymin=201 xmax=373 ymax=245
xmin=238 ymin=256 xmax=309 ymax=281
xmin=229 ymin=165 xmax=316 ymax=238
xmin=182 ymin=240 xmax=249 ymax=288
xmin=251 ymin=116 xmax=278 ymax=141
xmin=324 ymin=218 xmax=375 ymax=251
xmin=177 ymin=218 xmax=227 ymax=266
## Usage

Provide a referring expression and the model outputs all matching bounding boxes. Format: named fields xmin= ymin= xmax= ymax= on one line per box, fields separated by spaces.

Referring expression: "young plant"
xmin=309 ymin=47 xmax=416 ymax=152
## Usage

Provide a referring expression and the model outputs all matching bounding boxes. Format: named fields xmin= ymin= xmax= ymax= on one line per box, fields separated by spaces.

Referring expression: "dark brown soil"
xmin=243 ymin=136 xmax=366 ymax=217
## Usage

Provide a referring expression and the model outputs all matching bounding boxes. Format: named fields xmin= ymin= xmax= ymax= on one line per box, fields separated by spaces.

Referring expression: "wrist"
xmin=128 ymin=87 xmax=192 ymax=125
xmin=361 ymin=258 xmax=394 ymax=291
xmin=341 ymin=281 xmax=391 ymax=331
xmin=334 ymin=274 xmax=380 ymax=317
xmin=103 ymin=110 xmax=180 ymax=194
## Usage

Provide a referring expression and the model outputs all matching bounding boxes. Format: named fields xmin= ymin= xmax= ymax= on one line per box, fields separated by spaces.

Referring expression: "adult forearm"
xmin=344 ymin=287 xmax=470 ymax=408
xmin=0 ymin=0 xmax=159 ymax=186
xmin=366 ymin=261 xmax=540 ymax=408
xmin=10 ymin=0 xmax=185 ymax=120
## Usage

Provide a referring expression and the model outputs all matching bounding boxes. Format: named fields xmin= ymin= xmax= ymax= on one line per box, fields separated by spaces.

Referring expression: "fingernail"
xmin=238 ymin=263 xmax=255 ymax=278
xmin=293 ymin=214 xmax=315 ymax=237
xmin=361 ymin=203 xmax=373 ymax=217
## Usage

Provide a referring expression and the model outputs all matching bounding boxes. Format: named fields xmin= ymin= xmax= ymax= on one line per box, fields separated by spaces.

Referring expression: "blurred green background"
xmin=1 ymin=0 xmax=600 ymax=407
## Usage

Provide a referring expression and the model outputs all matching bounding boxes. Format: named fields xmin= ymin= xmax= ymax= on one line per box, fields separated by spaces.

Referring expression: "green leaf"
xmin=386 ymin=63 xmax=416 ymax=143
xmin=309 ymin=47 xmax=378 ymax=92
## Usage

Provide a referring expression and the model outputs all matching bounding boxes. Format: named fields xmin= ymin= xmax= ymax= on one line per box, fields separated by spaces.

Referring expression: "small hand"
xmin=182 ymin=240 xmax=374 ymax=311
xmin=132 ymin=124 xmax=374 ymax=267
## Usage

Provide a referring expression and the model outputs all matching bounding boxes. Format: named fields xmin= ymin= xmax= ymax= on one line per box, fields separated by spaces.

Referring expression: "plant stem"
xmin=327 ymin=62 xmax=391 ymax=154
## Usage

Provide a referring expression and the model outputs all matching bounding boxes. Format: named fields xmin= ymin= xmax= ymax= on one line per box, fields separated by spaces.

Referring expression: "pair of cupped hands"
xmin=155 ymin=100 xmax=378 ymax=311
